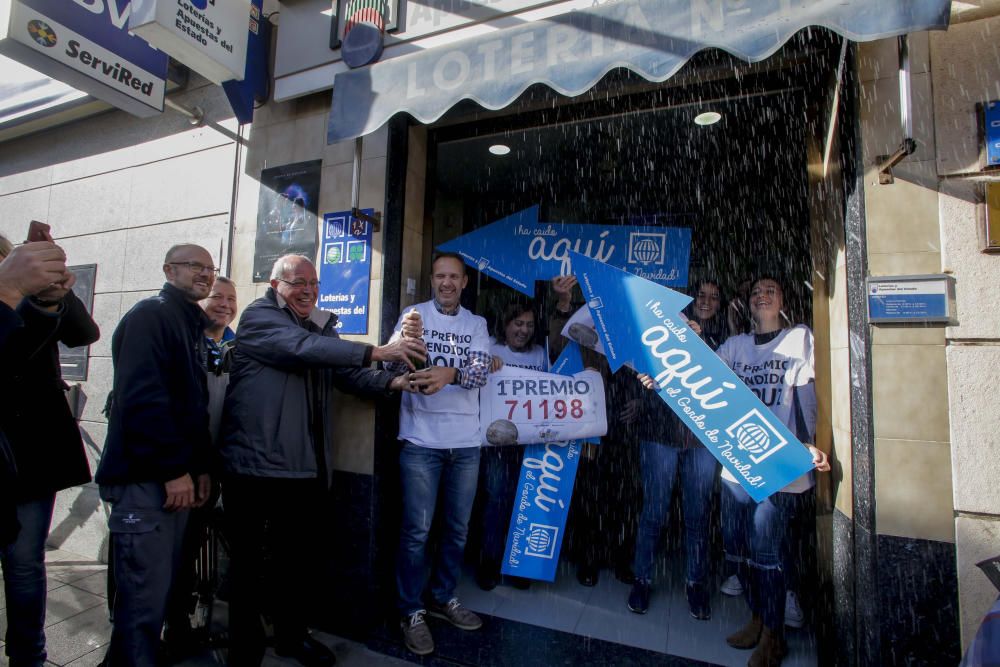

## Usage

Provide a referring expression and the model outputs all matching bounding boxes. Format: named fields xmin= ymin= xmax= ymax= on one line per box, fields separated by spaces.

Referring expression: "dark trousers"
xmin=1 ymin=495 xmax=55 ymax=667
xmin=101 ymin=482 xmax=189 ymax=667
xmin=223 ymin=474 xmax=323 ymax=666
xmin=478 ymin=445 xmax=524 ymax=569
xmin=569 ymin=441 xmax=641 ymax=572
xmin=633 ymin=443 xmax=718 ymax=585
xmin=164 ymin=495 xmax=217 ymax=633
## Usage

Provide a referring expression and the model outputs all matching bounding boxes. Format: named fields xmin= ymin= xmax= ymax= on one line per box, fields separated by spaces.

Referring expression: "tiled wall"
xmin=857 ymin=32 xmax=963 ymax=663
xmin=0 ymin=79 xmax=239 ymax=560
xmin=857 ymin=34 xmax=955 ymax=545
xmin=931 ymin=13 xmax=1000 ymax=648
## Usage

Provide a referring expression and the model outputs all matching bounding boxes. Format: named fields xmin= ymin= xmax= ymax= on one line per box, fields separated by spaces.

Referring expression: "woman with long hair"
xmin=476 ymin=300 xmax=547 ymax=591
xmin=714 ymin=275 xmax=829 ymax=667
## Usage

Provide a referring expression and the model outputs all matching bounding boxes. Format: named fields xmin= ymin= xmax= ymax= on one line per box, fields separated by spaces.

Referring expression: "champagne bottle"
xmin=403 ymin=308 xmax=429 ymax=370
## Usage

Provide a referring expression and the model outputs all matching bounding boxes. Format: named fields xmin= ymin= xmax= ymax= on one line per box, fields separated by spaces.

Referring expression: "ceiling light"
xmin=489 ymin=144 xmax=511 ymax=155
xmin=694 ymin=111 xmax=722 ymax=126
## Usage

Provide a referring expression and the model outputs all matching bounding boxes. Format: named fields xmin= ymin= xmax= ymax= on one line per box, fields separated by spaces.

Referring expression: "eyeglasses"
xmin=169 ymin=261 xmax=220 ymax=275
xmin=276 ymin=278 xmax=321 ymax=289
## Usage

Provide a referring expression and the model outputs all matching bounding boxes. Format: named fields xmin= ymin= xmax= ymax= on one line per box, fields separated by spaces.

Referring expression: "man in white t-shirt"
xmin=387 ymin=253 xmax=491 ymax=657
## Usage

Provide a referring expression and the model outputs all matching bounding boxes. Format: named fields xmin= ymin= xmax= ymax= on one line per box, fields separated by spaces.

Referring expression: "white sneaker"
xmin=785 ymin=590 xmax=805 ymax=628
xmin=720 ymin=574 xmax=743 ymax=596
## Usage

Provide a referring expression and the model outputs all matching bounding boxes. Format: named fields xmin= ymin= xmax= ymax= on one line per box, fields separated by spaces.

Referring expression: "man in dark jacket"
xmin=95 ymin=243 xmax=217 ymax=667
xmin=219 ymin=254 xmax=424 ymax=667
xmin=0 ymin=232 xmax=92 ymax=667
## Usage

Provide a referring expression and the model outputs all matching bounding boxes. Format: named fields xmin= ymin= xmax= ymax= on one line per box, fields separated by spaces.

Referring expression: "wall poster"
xmin=252 ymin=160 xmax=322 ymax=282
xmin=317 ymin=208 xmax=374 ymax=334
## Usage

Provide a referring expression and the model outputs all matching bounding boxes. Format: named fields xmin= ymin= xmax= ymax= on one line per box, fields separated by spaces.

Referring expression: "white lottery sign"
xmin=480 ymin=366 xmax=607 ymax=446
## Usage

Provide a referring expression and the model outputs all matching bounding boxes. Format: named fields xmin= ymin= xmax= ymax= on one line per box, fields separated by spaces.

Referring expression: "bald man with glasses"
xmin=96 ymin=243 xmax=218 ymax=667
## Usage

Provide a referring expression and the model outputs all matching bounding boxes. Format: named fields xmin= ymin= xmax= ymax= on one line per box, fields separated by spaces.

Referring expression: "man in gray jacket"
xmin=219 ymin=254 xmax=424 ymax=667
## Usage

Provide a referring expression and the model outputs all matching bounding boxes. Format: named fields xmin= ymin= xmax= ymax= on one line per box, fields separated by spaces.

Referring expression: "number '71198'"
xmin=505 ymin=399 xmax=585 ymax=420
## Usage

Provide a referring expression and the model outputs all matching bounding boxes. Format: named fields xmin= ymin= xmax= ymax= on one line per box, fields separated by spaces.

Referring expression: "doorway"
xmin=423 ymin=78 xmax=818 ymax=667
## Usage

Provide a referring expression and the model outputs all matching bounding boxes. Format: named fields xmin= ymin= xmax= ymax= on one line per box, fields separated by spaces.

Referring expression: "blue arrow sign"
xmin=568 ymin=251 xmax=816 ymax=502
xmin=436 ymin=206 xmax=691 ymax=295
xmin=501 ymin=341 xmax=588 ymax=582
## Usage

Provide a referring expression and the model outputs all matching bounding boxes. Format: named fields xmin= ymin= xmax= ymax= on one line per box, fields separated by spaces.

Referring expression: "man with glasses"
xmin=163 ymin=276 xmax=239 ymax=657
xmin=218 ymin=254 xmax=425 ymax=667
xmin=96 ymin=244 xmax=218 ymax=667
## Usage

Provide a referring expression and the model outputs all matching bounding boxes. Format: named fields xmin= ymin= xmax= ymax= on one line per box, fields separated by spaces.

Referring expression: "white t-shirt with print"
xmin=394 ymin=300 xmax=490 ymax=449
xmin=716 ymin=325 xmax=818 ymax=493
xmin=489 ymin=338 xmax=549 ymax=372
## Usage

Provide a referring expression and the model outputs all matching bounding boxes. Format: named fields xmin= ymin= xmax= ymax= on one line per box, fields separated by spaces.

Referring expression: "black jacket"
xmin=0 ymin=301 xmax=21 ymax=545
xmin=0 ymin=292 xmax=100 ymax=500
xmin=96 ymin=283 xmax=212 ymax=486
xmin=220 ymin=288 xmax=395 ymax=484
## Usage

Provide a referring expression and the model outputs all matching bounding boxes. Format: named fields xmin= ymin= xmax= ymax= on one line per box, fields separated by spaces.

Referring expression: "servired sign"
xmin=0 ymin=0 xmax=167 ymax=116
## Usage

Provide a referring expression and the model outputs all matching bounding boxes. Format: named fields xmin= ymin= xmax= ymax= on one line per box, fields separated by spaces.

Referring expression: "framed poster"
xmin=252 ymin=160 xmax=322 ymax=282
xmin=59 ymin=263 xmax=97 ymax=382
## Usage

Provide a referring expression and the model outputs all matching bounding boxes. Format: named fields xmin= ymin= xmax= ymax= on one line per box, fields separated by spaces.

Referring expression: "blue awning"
xmin=327 ymin=0 xmax=951 ymax=144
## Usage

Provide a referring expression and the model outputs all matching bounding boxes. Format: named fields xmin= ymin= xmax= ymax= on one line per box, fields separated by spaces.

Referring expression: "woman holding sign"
xmin=713 ymin=275 xmax=829 ymax=667
xmin=477 ymin=301 xmax=547 ymax=591
xmin=627 ymin=279 xmax=728 ymax=619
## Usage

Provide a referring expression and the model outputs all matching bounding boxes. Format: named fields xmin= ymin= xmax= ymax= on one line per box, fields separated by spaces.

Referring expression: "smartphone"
xmin=27 ymin=220 xmax=53 ymax=243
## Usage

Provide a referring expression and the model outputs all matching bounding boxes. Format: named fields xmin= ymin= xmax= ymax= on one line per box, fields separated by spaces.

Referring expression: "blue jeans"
xmin=632 ymin=442 xmax=718 ymax=585
xmin=1 ymin=495 xmax=56 ymax=667
xmin=721 ymin=479 xmax=809 ymax=629
xmin=397 ymin=443 xmax=480 ymax=615
xmin=479 ymin=445 xmax=524 ymax=568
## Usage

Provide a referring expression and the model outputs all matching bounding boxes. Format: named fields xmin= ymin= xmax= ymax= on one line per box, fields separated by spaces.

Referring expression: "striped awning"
xmin=327 ymin=0 xmax=951 ymax=144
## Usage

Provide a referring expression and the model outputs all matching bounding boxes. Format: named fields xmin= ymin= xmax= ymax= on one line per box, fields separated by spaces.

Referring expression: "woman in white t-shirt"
xmin=476 ymin=301 xmax=547 ymax=591
xmin=714 ymin=275 xmax=830 ymax=667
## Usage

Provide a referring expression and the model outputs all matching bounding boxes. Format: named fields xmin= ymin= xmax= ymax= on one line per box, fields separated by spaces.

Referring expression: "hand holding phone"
xmin=27 ymin=221 xmax=53 ymax=243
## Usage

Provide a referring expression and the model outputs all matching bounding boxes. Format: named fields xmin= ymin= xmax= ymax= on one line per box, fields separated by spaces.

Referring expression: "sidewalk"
xmin=0 ymin=548 xmax=413 ymax=667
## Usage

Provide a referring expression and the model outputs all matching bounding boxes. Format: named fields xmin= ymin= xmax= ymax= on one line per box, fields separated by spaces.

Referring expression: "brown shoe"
xmin=726 ymin=615 xmax=763 ymax=649
xmin=748 ymin=626 xmax=787 ymax=667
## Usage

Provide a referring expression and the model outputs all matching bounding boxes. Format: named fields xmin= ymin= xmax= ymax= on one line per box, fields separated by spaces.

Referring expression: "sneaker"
xmin=627 ymin=580 xmax=651 ymax=614
xmin=427 ymin=598 xmax=483 ymax=631
xmin=401 ymin=610 xmax=434 ymax=656
xmin=721 ymin=574 xmax=744 ymax=596
xmin=785 ymin=590 xmax=804 ymax=628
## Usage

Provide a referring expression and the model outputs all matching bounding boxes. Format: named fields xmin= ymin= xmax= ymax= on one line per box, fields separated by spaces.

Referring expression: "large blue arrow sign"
xmin=568 ymin=251 xmax=815 ymax=502
xmin=501 ymin=341 xmax=589 ymax=582
xmin=436 ymin=206 xmax=691 ymax=295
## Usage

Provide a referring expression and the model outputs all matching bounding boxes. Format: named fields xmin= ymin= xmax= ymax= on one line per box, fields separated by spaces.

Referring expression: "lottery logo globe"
xmin=28 ymin=20 xmax=57 ymax=48
xmin=736 ymin=422 xmax=771 ymax=455
xmin=527 ymin=527 xmax=552 ymax=554
xmin=633 ymin=238 xmax=660 ymax=263
xmin=486 ymin=419 xmax=518 ymax=446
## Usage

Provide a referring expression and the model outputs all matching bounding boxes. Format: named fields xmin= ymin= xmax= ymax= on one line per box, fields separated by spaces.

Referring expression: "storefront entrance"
xmin=367 ymin=33 xmax=850 ymax=666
